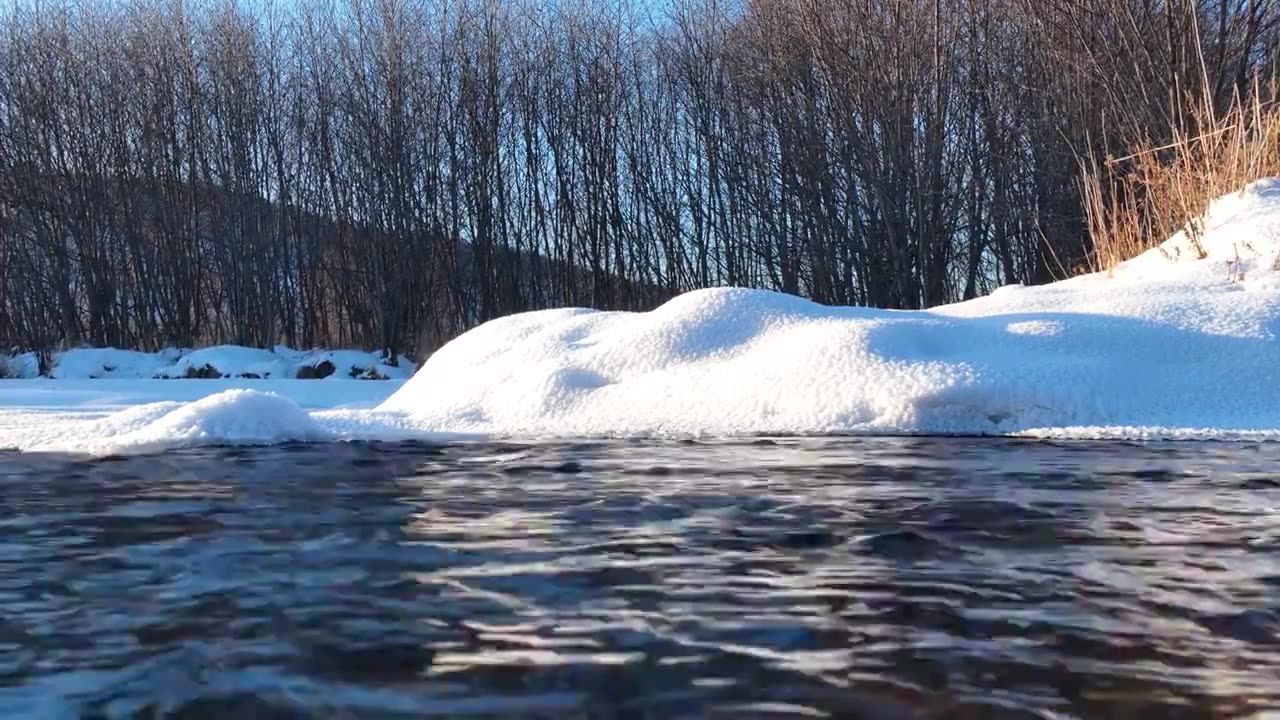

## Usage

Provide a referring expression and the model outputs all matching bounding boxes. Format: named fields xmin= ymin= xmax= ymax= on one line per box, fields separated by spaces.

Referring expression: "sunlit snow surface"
xmin=5 ymin=179 xmax=1280 ymax=453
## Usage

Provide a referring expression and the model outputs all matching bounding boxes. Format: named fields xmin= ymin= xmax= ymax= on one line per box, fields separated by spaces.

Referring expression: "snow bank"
xmin=5 ymin=178 xmax=1280 ymax=452
xmin=51 ymin=348 xmax=181 ymax=379
xmin=37 ymin=345 xmax=415 ymax=381
xmin=381 ymin=178 xmax=1280 ymax=438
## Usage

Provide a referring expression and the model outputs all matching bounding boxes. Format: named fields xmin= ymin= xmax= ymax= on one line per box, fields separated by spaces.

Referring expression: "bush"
xmin=1081 ymin=79 xmax=1280 ymax=273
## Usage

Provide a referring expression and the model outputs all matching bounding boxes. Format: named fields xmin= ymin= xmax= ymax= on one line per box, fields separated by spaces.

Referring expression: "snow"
xmin=4 ymin=178 xmax=1280 ymax=453
xmin=156 ymin=345 xmax=287 ymax=379
xmin=0 ymin=380 xmax=410 ymax=454
xmin=51 ymin=348 xmax=182 ymax=379
xmin=0 ymin=351 xmax=38 ymax=379
xmin=70 ymin=390 xmax=331 ymax=455
xmin=287 ymin=348 xmax=416 ymax=380
xmin=381 ymin=177 xmax=1280 ymax=438
xmin=1 ymin=345 xmax=416 ymax=381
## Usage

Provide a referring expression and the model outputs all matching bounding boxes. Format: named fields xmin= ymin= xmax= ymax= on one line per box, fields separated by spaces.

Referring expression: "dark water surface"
xmin=1 ymin=439 xmax=1279 ymax=719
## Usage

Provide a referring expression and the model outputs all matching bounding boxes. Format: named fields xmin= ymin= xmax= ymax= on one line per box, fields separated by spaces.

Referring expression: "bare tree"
xmin=0 ymin=0 xmax=1275 ymax=361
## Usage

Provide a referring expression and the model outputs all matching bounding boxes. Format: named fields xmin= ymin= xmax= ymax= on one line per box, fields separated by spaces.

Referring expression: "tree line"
xmin=0 ymin=0 xmax=1276 ymax=363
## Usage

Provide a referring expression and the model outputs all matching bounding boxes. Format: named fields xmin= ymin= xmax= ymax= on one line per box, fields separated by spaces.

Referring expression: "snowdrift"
xmin=4 ymin=178 xmax=1280 ymax=452
xmin=67 ymin=390 xmax=332 ymax=455
xmin=380 ymin=178 xmax=1280 ymax=438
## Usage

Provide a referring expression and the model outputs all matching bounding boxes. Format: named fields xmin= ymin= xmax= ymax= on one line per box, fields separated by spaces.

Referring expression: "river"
xmin=2 ymin=438 xmax=1278 ymax=718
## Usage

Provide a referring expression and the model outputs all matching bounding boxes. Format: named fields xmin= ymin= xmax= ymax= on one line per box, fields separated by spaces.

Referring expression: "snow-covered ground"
xmin=5 ymin=178 xmax=1280 ymax=453
xmin=2 ymin=345 xmax=415 ymax=381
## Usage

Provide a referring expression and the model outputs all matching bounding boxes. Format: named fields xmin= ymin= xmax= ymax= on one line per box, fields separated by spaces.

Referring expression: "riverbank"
xmin=1 ymin=346 xmax=415 ymax=381
xmin=4 ymin=180 xmax=1280 ymax=453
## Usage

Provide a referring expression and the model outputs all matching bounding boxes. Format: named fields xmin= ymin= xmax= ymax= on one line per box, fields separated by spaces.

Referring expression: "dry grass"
xmin=1081 ymin=80 xmax=1280 ymax=273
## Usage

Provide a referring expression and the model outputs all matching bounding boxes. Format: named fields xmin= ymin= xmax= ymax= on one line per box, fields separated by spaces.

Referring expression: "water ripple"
xmin=0 ymin=438 xmax=1278 ymax=718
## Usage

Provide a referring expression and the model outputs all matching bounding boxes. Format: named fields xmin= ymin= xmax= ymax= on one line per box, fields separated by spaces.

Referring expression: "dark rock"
xmin=304 ymin=642 xmax=435 ymax=681
xmin=296 ymin=360 xmax=335 ymax=379
xmin=349 ymin=365 xmax=387 ymax=380
xmin=184 ymin=363 xmax=222 ymax=379
xmin=165 ymin=693 xmax=307 ymax=720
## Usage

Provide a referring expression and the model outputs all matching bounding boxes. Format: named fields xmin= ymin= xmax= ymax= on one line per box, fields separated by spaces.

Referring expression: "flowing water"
xmin=1 ymin=438 xmax=1279 ymax=719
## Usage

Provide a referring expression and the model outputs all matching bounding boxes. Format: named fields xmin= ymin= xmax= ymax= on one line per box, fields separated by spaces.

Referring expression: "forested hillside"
xmin=0 ymin=0 xmax=1275 ymax=359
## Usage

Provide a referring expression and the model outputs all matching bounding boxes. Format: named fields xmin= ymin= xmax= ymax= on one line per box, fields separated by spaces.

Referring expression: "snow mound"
xmin=381 ymin=178 xmax=1280 ymax=438
xmin=0 ymin=351 xmax=39 ymax=378
xmin=23 ymin=390 xmax=331 ymax=455
xmin=52 ymin=348 xmax=182 ymax=379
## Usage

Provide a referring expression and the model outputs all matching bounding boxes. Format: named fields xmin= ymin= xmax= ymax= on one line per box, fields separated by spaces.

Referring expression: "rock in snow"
xmin=4 ymin=178 xmax=1280 ymax=453
xmin=157 ymin=345 xmax=288 ymax=379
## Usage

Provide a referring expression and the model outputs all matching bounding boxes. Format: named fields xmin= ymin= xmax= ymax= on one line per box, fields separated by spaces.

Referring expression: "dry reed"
xmin=1080 ymin=79 xmax=1280 ymax=273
